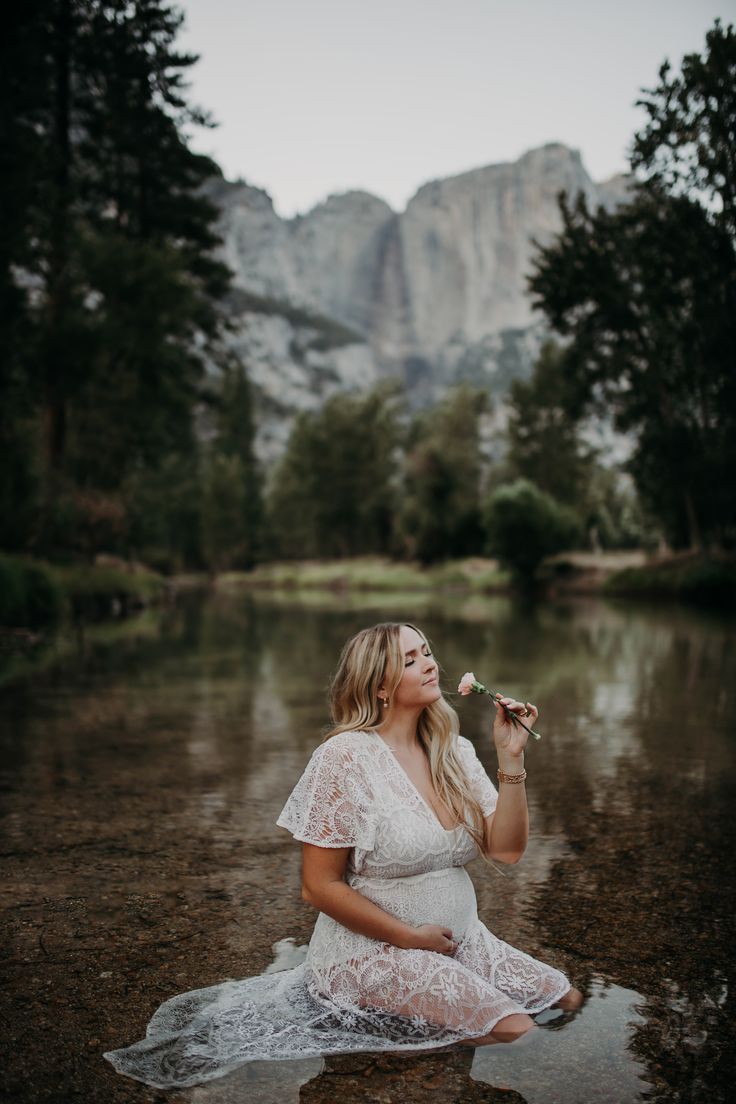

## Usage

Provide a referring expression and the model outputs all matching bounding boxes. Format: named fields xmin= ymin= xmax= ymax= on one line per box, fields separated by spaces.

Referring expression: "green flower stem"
xmin=471 ymin=682 xmax=542 ymax=740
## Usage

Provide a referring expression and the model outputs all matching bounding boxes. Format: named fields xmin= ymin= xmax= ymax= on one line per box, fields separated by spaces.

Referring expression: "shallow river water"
xmin=1 ymin=589 xmax=735 ymax=1103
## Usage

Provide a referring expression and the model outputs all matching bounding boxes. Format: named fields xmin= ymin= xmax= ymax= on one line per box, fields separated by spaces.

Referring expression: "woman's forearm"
xmin=485 ymin=752 xmax=529 ymax=862
xmin=303 ymin=878 xmax=416 ymax=949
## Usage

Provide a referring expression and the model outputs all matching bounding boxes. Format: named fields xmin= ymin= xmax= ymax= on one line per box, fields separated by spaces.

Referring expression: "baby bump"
xmin=349 ymin=866 xmax=478 ymax=941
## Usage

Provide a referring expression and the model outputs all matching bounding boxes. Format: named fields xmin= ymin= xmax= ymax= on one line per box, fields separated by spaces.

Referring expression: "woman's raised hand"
xmin=409 ymin=924 xmax=458 ymax=955
xmin=492 ymin=694 xmax=538 ymax=760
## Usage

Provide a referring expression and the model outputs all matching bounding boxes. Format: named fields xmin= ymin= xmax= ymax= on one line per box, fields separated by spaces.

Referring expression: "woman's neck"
xmin=374 ymin=708 xmax=423 ymax=751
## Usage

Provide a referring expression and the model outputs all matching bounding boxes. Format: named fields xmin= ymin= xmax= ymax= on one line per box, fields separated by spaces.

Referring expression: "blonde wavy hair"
xmin=323 ymin=621 xmax=489 ymax=857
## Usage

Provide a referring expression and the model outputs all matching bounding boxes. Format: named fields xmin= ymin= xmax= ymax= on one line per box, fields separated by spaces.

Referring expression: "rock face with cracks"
xmin=201 ymin=143 xmax=633 ymax=462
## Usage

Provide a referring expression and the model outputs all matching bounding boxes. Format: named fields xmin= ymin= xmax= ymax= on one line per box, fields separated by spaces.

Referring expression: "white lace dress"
xmin=103 ymin=730 xmax=570 ymax=1089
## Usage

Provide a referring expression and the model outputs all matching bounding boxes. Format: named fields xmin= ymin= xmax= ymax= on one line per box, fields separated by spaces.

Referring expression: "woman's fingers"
xmin=495 ymin=694 xmax=528 ymax=715
xmin=494 ymin=693 xmax=536 ymax=719
xmin=416 ymin=924 xmax=460 ymax=954
xmin=495 ymin=694 xmax=521 ymax=707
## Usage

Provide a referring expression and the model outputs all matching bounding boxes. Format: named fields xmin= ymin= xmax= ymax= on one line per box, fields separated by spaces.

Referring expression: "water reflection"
xmin=187 ymin=1054 xmax=324 ymax=1104
xmin=1 ymin=591 xmax=734 ymax=1103
xmin=471 ymin=981 xmax=649 ymax=1103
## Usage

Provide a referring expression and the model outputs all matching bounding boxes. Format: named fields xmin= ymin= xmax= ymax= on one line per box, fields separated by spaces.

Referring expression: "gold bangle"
xmin=497 ymin=768 xmax=527 ymax=784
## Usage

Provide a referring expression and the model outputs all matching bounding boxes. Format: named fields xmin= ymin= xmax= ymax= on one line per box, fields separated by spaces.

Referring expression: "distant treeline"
xmin=1 ymin=5 xmax=734 ymax=580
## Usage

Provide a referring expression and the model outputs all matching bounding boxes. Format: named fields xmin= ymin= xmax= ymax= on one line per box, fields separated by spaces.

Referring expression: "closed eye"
xmin=405 ymin=648 xmax=432 ymax=666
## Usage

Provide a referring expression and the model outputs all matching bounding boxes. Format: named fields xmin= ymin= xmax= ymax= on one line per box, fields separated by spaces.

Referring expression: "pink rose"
xmin=458 ymin=672 xmax=477 ymax=696
xmin=456 ymin=671 xmax=542 ymax=739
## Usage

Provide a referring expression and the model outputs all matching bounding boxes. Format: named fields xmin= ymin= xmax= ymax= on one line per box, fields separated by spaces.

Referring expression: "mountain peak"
xmin=290 ymin=189 xmax=395 ymax=222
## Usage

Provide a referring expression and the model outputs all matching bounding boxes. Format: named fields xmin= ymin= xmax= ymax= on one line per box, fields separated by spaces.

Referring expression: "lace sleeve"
xmin=276 ymin=737 xmax=376 ymax=851
xmin=456 ymin=735 xmax=498 ymax=817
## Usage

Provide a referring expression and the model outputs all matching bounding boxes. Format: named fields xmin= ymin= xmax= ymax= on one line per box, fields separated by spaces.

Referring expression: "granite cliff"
xmin=202 ymin=143 xmax=633 ymax=461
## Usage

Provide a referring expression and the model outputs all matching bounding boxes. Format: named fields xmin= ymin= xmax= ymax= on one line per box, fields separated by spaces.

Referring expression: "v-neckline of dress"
xmin=367 ymin=729 xmax=462 ymax=835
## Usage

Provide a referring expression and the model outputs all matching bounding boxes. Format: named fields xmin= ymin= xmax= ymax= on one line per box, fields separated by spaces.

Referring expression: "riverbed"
xmin=2 ymin=590 xmax=734 ymax=1103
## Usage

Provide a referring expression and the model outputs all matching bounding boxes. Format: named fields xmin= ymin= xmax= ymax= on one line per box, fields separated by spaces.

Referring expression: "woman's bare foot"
xmin=553 ymin=987 xmax=584 ymax=1012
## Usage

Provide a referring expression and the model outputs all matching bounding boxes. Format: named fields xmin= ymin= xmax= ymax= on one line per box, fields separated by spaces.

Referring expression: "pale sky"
xmin=176 ymin=0 xmax=734 ymax=219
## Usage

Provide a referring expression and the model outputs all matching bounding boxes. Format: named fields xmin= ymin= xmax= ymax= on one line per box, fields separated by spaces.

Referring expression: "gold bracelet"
xmin=497 ymin=768 xmax=527 ymax=784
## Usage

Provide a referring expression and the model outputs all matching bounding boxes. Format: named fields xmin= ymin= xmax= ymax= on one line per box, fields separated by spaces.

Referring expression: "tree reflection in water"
xmin=526 ymin=766 xmax=736 ymax=1104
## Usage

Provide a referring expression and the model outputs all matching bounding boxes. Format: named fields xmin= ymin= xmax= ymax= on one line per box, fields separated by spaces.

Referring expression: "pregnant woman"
xmin=103 ymin=621 xmax=581 ymax=1089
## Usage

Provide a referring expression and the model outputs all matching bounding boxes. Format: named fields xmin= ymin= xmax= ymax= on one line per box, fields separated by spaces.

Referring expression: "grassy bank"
xmin=4 ymin=549 xmax=732 ymax=632
xmin=0 ymin=554 xmax=167 ymax=630
xmin=217 ymin=557 xmax=512 ymax=595
xmin=219 ymin=550 xmax=736 ymax=607
xmin=601 ymin=551 xmax=736 ymax=604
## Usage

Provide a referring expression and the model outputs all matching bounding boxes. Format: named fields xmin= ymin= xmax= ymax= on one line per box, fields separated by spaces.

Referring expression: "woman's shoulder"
xmin=309 ymin=731 xmax=377 ymax=796
xmin=311 ymin=729 xmax=377 ymax=760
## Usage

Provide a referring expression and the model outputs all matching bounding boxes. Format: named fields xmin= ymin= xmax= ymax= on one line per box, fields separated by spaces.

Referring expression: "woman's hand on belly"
xmin=303 ymin=843 xmax=425 ymax=951
xmin=405 ymin=924 xmax=458 ymax=955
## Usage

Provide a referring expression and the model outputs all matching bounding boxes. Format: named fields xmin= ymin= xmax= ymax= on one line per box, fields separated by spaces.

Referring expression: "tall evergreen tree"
xmin=1 ymin=1 xmax=234 ymax=558
xmin=0 ymin=4 xmax=58 ymax=549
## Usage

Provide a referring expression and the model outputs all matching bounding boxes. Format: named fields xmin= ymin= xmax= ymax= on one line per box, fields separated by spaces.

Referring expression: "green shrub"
xmin=53 ymin=563 xmax=165 ymax=619
xmin=0 ymin=555 xmax=66 ymax=628
xmin=483 ymin=479 xmax=585 ymax=586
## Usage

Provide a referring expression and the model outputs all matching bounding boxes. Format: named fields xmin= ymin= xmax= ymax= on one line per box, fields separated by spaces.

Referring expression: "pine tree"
xmin=1 ymin=1 xmax=236 ymax=561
